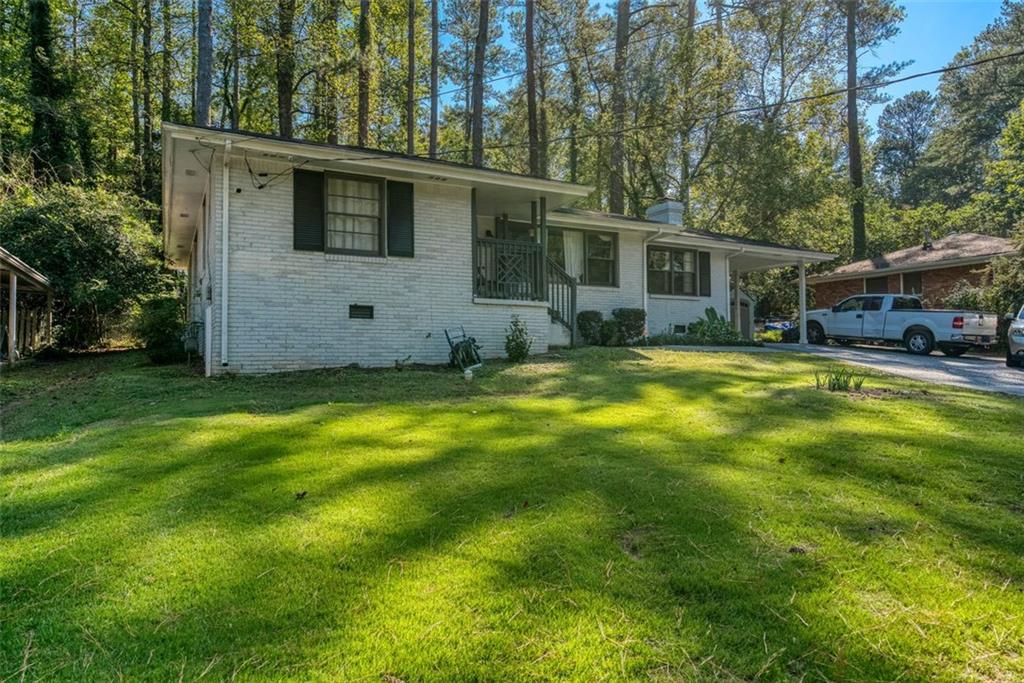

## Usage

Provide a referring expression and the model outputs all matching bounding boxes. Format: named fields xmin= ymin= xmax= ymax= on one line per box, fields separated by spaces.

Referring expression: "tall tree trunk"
xmin=537 ymin=9 xmax=548 ymax=178
xmin=161 ymin=0 xmax=171 ymax=122
xmin=525 ymin=0 xmax=539 ymax=175
xmin=462 ymin=45 xmax=471 ymax=162
xmin=357 ymin=0 xmax=371 ymax=146
xmin=567 ymin=61 xmax=581 ymax=184
xmin=428 ymin=0 xmax=439 ymax=157
xmin=846 ymin=0 xmax=866 ymax=258
xmin=142 ymin=0 xmax=154 ymax=192
xmin=130 ymin=3 xmax=141 ymax=163
xmin=470 ymin=0 xmax=488 ymax=167
xmin=609 ymin=0 xmax=628 ymax=214
xmin=194 ymin=0 xmax=212 ymax=125
xmin=322 ymin=0 xmax=339 ymax=142
xmin=231 ymin=16 xmax=240 ymax=128
xmin=406 ymin=0 xmax=415 ymax=155
xmin=678 ymin=0 xmax=696 ymax=218
xmin=276 ymin=0 xmax=295 ymax=137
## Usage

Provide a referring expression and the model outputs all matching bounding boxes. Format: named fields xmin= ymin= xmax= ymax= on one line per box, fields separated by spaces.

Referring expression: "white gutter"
xmin=220 ymin=139 xmax=231 ymax=367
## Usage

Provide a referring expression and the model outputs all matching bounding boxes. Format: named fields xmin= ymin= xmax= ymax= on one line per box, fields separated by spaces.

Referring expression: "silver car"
xmin=1008 ymin=304 xmax=1024 ymax=368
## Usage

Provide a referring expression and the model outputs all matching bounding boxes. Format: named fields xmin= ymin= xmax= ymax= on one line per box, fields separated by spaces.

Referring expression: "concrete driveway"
xmin=767 ymin=343 xmax=1024 ymax=397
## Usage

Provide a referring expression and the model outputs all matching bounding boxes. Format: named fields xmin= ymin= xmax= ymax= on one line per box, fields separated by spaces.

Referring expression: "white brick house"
xmin=163 ymin=124 xmax=832 ymax=375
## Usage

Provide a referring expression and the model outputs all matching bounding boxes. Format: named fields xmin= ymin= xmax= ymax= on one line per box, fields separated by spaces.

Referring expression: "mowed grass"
xmin=1 ymin=349 xmax=1023 ymax=681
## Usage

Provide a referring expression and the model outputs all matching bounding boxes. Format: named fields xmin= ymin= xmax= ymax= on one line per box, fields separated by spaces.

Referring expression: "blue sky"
xmin=859 ymin=0 xmax=1003 ymax=125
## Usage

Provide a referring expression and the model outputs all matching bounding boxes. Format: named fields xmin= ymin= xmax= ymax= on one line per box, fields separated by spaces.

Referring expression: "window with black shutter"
xmin=293 ymin=170 xmax=324 ymax=251
xmin=386 ymin=181 xmax=414 ymax=257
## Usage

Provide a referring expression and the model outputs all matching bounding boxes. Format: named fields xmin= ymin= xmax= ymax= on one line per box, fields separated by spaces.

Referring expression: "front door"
xmin=830 ymin=296 xmax=866 ymax=338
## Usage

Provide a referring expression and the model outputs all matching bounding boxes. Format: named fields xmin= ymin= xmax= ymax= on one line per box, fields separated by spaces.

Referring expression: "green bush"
xmin=134 ymin=296 xmax=186 ymax=364
xmin=504 ymin=315 xmax=533 ymax=362
xmin=598 ymin=319 xmax=621 ymax=346
xmin=612 ymin=308 xmax=646 ymax=343
xmin=685 ymin=307 xmax=743 ymax=345
xmin=0 ymin=176 xmax=165 ymax=348
xmin=756 ymin=329 xmax=783 ymax=343
xmin=576 ymin=310 xmax=604 ymax=345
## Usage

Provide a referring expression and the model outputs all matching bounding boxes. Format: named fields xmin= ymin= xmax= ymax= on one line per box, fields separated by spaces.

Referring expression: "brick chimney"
xmin=645 ymin=199 xmax=684 ymax=226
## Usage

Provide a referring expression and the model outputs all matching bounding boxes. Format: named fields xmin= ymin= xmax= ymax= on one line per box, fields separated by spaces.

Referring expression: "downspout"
xmin=641 ymin=228 xmax=667 ymax=335
xmin=220 ymin=139 xmax=231 ymax=367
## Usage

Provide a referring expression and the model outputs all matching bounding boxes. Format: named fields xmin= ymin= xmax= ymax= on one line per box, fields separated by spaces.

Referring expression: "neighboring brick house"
xmin=807 ymin=233 xmax=1015 ymax=309
xmin=162 ymin=123 xmax=832 ymax=374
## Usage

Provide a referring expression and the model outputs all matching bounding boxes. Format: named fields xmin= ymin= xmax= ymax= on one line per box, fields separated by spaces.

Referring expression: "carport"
xmin=1 ymin=246 xmax=54 ymax=364
xmin=722 ymin=242 xmax=834 ymax=342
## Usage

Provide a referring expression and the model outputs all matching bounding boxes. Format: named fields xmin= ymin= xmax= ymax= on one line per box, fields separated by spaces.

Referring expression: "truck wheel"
xmin=807 ymin=322 xmax=826 ymax=345
xmin=904 ymin=328 xmax=934 ymax=356
xmin=940 ymin=345 xmax=968 ymax=357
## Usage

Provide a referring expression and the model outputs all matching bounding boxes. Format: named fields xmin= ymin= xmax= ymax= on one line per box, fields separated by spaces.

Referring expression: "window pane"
xmin=325 ymin=175 xmax=381 ymax=254
xmin=673 ymin=271 xmax=696 ymax=296
xmin=865 ymin=276 xmax=888 ymax=294
xmin=328 ymin=177 xmax=379 ymax=199
xmin=587 ymin=233 xmax=613 ymax=259
xmin=547 ymin=229 xmax=566 ymax=270
xmin=647 ymin=250 xmax=670 ymax=294
xmin=327 ymin=195 xmax=379 ymax=216
xmin=673 ymin=250 xmax=695 ymax=275
xmin=587 ymin=259 xmax=613 ymax=285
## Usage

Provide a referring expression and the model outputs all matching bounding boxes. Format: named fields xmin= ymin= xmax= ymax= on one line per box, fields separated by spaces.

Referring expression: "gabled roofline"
xmin=162 ymin=122 xmax=594 ymax=197
xmin=805 ymin=252 xmax=1012 ymax=284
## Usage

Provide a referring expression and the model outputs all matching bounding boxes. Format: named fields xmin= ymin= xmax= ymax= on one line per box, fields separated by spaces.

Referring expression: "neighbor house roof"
xmin=0 ymin=246 xmax=53 ymax=293
xmin=806 ymin=232 xmax=1015 ymax=284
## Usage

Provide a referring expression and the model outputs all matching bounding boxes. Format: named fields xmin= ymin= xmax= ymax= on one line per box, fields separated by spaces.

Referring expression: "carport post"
xmin=798 ymin=259 xmax=808 ymax=344
xmin=7 ymin=271 xmax=16 ymax=365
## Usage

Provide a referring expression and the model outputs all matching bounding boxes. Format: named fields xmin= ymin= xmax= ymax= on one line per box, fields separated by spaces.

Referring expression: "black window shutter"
xmin=386 ymin=181 xmax=414 ymax=257
xmin=698 ymin=251 xmax=711 ymax=297
xmin=293 ymin=170 xmax=324 ymax=251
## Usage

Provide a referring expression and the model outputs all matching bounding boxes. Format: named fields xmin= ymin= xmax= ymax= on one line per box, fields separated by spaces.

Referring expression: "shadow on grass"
xmin=2 ymin=348 xmax=1023 ymax=680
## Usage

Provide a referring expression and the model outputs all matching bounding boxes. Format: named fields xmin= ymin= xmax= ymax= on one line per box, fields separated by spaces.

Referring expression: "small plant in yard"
xmin=814 ymin=365 xmax=866 ymax=392
xmin=504 ymin=315 xmax=532 ymax=362
xmin=686 ymin=307 xmax=742 ymax=345
xmin=133 ymin=295 xmax=187 ymax=364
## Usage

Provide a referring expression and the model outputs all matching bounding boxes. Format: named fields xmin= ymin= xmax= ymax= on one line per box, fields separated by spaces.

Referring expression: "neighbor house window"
xmin=865 ymin=276 xmax=888 ymax=294
xmin=902 ymin=271 xmax=922 ymax=295
xmin=326 ymin=174 xmax=383 ymax=255
xmin=547 ymin=228 xmax=618 ymax=287
xmin=647 ymin=247 xmax=703 ymax=296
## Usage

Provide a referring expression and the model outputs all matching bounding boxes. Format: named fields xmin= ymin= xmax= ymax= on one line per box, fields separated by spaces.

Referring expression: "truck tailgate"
xmin=958 ymin=313 xmax=998 ymax=337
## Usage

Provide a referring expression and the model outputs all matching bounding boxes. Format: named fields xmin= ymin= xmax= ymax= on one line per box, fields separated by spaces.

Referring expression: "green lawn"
xmin=2 ymin=349 xmax=1023 ymax=681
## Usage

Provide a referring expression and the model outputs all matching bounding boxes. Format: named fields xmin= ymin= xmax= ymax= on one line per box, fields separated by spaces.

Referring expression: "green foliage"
xmin=576 ymin=310 xmax=604 ymax=346
xmin=133 ymin=295 xmax=186 ymax=364
xmin=756 ymin=329 xmax=783 ymax=343
xmin=598 ymin=318 xmax=621 ymax=347
xmin=814 ymin=365 xmax=867 ymax=392
xmin=0 ymin=175 xmax=164 ymax=348
xmin=611 ymin=307 xmax=645 ymax=344
xmin=685 ymin=307 xmax=742 ymax=345
xmin=504 ymin=315 xmax=532 ymax=362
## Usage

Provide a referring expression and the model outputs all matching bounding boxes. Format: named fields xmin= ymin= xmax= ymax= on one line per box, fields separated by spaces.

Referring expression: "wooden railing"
xmin=546 ymin=259 xmax=577 ymax=345
xmin=474 ymin=237 xmax=545 ymax=301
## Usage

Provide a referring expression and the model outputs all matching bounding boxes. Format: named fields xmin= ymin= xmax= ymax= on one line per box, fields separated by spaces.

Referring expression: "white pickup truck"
xmin=806 ymin=294 xmax=998 ymax=356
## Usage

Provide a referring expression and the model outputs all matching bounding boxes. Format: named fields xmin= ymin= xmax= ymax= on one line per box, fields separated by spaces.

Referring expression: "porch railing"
xmin=474 ymin=237 xmax=545 ymax=302
xmin=546 ymin=259 xmax=577 ymax=345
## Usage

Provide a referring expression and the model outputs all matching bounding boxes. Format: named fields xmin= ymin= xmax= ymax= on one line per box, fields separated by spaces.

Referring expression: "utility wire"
xmin=428 ymin=47 xmax=1024 ymax=159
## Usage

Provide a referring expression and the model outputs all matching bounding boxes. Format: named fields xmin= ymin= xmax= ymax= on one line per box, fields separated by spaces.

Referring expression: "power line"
xmin=427 ymin=47 xmax=1024 ymax=160
xmin=417 ymin=6 xmax=742 ymax=106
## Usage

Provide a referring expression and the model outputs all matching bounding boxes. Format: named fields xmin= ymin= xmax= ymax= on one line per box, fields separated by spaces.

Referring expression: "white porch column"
xmin=7 ymin=271 xmax=17 ymax=365
xmin=733 ymin=270 xmax=741 ymax=334
xmin=798 ymin=259 xmax=808 ymax=344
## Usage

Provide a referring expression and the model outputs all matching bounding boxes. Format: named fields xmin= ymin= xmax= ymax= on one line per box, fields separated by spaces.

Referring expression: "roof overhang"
xmin=805 ymin=252 xmax=1012 ymax=284
xmin=548 ymin=211 xmax=834 ymax=271
xmin=163 ymin=123 xmax=594 ymax=266
xmin=0 ymin=246 xmax=53 ymax=293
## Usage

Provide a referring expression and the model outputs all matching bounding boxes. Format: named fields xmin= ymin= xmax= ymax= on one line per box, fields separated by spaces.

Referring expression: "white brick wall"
xmin=200 ymin=155 xmax=549 ymax=374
